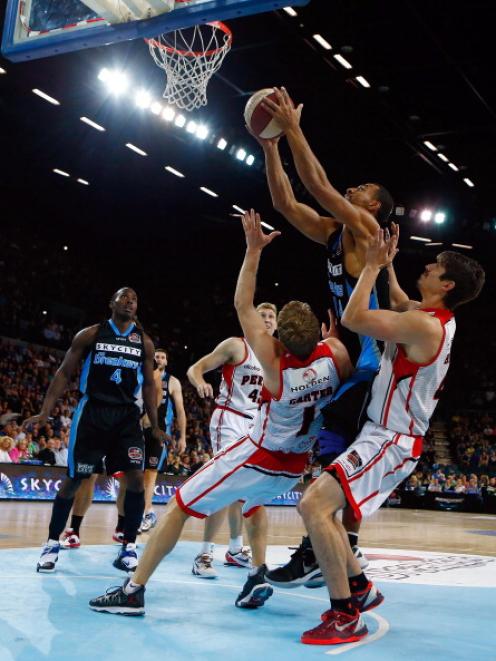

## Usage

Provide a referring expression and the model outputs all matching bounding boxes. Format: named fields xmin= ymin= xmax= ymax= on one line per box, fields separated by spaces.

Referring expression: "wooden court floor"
xmin=1 ymin=501 xmax=495 ymax=556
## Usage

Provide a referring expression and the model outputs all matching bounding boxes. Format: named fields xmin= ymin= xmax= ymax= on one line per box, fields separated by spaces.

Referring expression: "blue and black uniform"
xmin=144 ymin=370 xmax=175 ymax=472
xmin=67 ymin=319 xmax=145 ymax=479
xmin=318 ymin=227 xmax=389 ymax=463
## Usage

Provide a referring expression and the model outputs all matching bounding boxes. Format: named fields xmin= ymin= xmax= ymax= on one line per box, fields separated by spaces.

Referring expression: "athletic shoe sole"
xmin=266 ymin=566 xmax=322 ymax=589
xmin=191 ymin=569 xmax=217 ymax=579
xmin=301 ymin=628 xmax=368 ymax=645
xmin=89 ymin=605 xmax=145 ymax=616
xmin=61 ymin=543 xmax=80 ymax=549
xmin=36 ymin=564 xmax=56 ymax=573
xmin=236 ymin=584 xmax=274 ymax=609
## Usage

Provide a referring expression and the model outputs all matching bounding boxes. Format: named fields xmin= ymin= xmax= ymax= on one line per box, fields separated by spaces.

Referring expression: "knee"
xmin=59 ymin=478 xmax=81 ymax=499
xmin=299 ymin=474 xmax=342 ymax=522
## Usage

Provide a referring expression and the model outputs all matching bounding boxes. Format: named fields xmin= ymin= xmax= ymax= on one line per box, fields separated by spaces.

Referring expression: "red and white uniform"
xmin=177 ymin=342 xmax=341 ymax=519
xmin=330 ymin=308 xmax=455 ymax=519
xmin=209 ymin=339 xmax=263 ymax=452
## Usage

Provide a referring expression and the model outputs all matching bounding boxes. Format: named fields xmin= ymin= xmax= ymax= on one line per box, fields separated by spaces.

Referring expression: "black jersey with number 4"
xmin=79 ymin=320 xmax=145 ymax=406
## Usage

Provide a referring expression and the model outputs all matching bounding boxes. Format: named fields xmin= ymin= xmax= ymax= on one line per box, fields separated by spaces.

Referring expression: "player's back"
xmin=250 ymin=342 xmax=341 ymax=454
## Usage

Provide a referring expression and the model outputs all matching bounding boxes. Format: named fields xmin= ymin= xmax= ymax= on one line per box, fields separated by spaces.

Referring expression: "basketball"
xmin=244 ymin=88 xmax=285 ymax=139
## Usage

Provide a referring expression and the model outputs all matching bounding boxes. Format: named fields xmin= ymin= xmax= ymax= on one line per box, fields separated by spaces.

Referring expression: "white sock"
xmin=47 ymin=538 xmax=59 ymax=546
xmin=124 ymin=580 xmax=142 ymax=594
xmin=201 ymin=541 xmax=214 ymax=555
xmin=229 ymin=536 xmax=243 ymax=553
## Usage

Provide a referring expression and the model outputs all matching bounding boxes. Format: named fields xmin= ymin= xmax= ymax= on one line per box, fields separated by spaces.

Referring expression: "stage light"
xmin=98 ymin=69 xmax=129 ymax=95
xmin=420 ymin=209 xmax=433 ymax=222
xmin=434 ymin=212 xmax=446 ymax=224
xmin=283 ymin=7 xmax=297 ymax=16
xmin=236 ymin=148 xmax=247 ymax=161
xmin=423 ymin=140 xmax=437 ymax=152
xmin=245 ymin=154 xmax=255 ymax=166
xmin=217 ymin=138 xmax=228 ymax=150
xmin=463 ymin=178 xmax=475 ymax=188
xmin=186 ymin=120 xmax=197 ymax=134
xmin=333 ymin=54 xmax=352 ymax=69
xmin=150 ymin=101 xmax=162 ymax=115
xmin=313 ymin=34 xmax=332 ymax=50
xmin=174 ymin=114 xmax=186 ymax=128
xmin=356 ymin=76 xmax=370 ymax=88
xmin=196 ymin=125 xmax=209 ymax=140
xmin=135 ymin=89 xmax=152 ymax=109
xmin=162 ymin=106 xmax=175 ymax=121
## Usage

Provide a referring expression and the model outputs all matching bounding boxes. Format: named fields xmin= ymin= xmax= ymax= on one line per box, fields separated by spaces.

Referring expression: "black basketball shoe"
xmin=265 ymin=536 xmax=323 ymax=589
xmin=235 ymin=564 xmax=273 ymax=609
xmin=89 ymin=578 xmax=145 ymax=615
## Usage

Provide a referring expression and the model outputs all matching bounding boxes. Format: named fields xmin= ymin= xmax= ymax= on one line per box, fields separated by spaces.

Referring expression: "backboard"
xmin=2 ymin=0 xmax=310 ymax=62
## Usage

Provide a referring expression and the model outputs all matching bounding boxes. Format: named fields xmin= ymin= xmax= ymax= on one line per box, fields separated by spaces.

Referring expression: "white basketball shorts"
xmin=176 ymin=436 xmax=308 ymax=518
xmin=209 ymin=406 xmax=254 ymax=453
xmin=328 ymin=420 xmax=423 ymax=519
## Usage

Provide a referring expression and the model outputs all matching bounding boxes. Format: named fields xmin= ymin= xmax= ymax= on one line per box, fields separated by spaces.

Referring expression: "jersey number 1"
xmin=110 ymin=368 xmax=122 ymax=385
xmin=297 ymin=405 xmax=316 ymax=436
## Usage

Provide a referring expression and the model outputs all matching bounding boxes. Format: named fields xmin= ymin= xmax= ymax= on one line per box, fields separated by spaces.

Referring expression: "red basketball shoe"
xmin=301 ymin=610 xmax=367 ymax=645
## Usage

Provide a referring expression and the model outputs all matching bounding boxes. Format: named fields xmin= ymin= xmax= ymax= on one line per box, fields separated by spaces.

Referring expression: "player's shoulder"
xmin=72 ymin=323 xmax=100 ymax=344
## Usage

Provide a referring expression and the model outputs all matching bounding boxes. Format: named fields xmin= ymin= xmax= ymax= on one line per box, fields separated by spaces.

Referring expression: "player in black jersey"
xmin=24 ymin=287 xmax=166 ymax=574
xmin=250 ymin=88 xmax=394 ymax=586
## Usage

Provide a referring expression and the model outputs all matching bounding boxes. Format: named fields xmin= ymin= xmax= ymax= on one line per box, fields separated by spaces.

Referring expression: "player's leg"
xmin=192 ymin=508 xmax=226 ymax=578
xmin=139 ymin=427 xmax=164 ymax=533
xmin=225 ymin=501 xmax=252 ymax=568
xmin=299 ymin=473 xmax=368 ymax=645
xmin=61 ymin=474 xmax=97 ymax=548
xmin=113 ymin=473 xmax=126 ymax=543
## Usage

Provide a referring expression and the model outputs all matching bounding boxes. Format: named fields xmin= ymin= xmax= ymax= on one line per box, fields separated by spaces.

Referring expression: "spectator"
xmin=35 ymin=438 xmax=56 ymax=466
xmin=0 ymin=436 xmax=14 ymax=463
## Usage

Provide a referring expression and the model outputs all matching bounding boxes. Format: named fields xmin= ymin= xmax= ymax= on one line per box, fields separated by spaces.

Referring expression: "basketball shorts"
xmin=67 ymin=396 xmax=144 ymax=479
xmin=209 ymin=406 xmax=254 ymax=453
xmin=317 ymin=368 xmax=377 ymax=465
xmin=326 ymin=420 xmax=423 ymax=519
xmin=176 ymin=436 xmax=307 ymax=519
xmin=143 ymin=427 xmax=168 ymax=472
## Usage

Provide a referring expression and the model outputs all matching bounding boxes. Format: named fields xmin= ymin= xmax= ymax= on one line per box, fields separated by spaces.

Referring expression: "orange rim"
xmin=145 ymin=21 xmax=232 ymax=57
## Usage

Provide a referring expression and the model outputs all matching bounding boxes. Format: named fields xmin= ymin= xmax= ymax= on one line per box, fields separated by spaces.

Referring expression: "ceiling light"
xmin=312 ymin=34 xmax=332 ymax=50
xmin=463 ymin=178 xmax=475 ymax=188
xmin=434 ymin=212 xmax=446 ymax=224
xmin=174 ymin=114 xmax=186 ymax=128
xmin=333 ymin=54 xmax=352 ymax=70
xmin=236 ymin=148 xmax=247 ymax=161
xmin=162 ymin=106 xmax=175 ymax=121
xmin=150 ymin=101 xmax=162 ymax=115
xmin=98 ymin=69 xmax=129 ymax=95
xmin=200 ymin=186 xmax=218 ymax=198
xmin=165 ymin=166 xmax=185 ymax=178
xmin=437 ymin=153 xmax=449 ymax=163
xmin=261 ymin=221 xmax=275 ymax=230
xmin=426 ymin=242 xmax=443 ymax=246
xmin=232 ymin=204 xmax=245 ymax=213
xmin=217 ymin=138 xmax=228 ymax=150
xmin=395 ymin=206 xmax=405 ymax=216
xmin=452 ymin=243 xmax=473 ymax=250
xmin=53 ymin=168 xmax=69 ymax=177
xmin=410 ymin=236 xmax=431 ymax=242
xmin=420 ymin=209 xmax=433 ymax=222
xmin=355 ymin=76 xmax=370 ymax=88
xmin=0 ymin=67 xmax=6 ymax=74
xmin=186 ymin=120 xmax=197 ymax=134
xmin=448 ymin=162 xmax=459 ymax=172
xmin=283 ymin=7 xmax=297 ymax=16
xmin=245 ymin=154 xmax=255 ymax=166
xmin=274 ymin=282 xmax=279 ymax=287
xmin=42 ymin=310 xmax=47 ymax=315
xmin=196 ymin=125 xmax=209 ymax=140
xmin=80 ymin=116 xmax=105 ymax=131
xmin=135 ymin=89 xmax=152 ymax=109
xmin=423 ymin=140 xmax=437 ymax=152
xmin=32 ymin=88 xmax=60 ymax=105
xmin=77 ymin=178 xmax=89 ymax=185
xmin=63 ymin=245 xmax=68 ymax=251
xmin=125 ymin=143 xmax=147 ymax=156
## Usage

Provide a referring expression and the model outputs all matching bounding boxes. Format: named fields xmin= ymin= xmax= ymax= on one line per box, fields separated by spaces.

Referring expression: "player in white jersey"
xmin=298 ymin=230 xmax=485 ymax=646
xmin=186 ymin=303 xmax=277 ymax=576
xmin=89 ymin=208 xmax=351 ymax=616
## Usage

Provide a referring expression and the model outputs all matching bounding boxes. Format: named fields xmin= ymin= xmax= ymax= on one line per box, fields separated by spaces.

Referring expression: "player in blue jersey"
xmin=250 ymin=88 xmax=394 ymax=587
xmin=24 ymin=287 xmax=166 ymax=574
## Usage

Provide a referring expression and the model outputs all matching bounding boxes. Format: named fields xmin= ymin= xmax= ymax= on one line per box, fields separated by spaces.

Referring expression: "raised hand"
xmin=366 ymin=228 xmax=399 ymax=270
xmin=261 ymin=87 xmax=303 ymax=134
xmin=241 ymin=208 xmax=281 ymax=252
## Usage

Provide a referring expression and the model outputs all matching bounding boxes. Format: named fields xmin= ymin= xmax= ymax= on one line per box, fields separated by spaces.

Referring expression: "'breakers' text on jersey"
xmin=250 ymin=342 xmax=342 ymax=454
xmin=79 ymin=320 xmax=145 ymax=406
xmin=367 ymin=308 xmax=455 ymax=436
xmin=215 ymin=339 xmax=263 ymax=418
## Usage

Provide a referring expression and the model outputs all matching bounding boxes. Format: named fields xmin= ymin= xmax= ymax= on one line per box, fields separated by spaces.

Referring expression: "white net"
xmin=146 ymin=21 xmax=232 ymax=111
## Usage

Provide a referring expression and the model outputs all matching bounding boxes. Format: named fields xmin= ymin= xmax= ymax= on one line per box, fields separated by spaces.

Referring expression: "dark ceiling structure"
xmin=1 ymin=0 xmax=495 ymax=255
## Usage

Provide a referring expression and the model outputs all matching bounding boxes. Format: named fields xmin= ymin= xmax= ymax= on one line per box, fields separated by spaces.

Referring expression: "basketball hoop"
xmin=146 ymin=21 xmax=232 ymax=111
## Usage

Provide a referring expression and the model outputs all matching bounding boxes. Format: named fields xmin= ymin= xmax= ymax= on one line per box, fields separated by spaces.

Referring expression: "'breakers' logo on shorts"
xmin=128 ymin=447 xmax=144 ymax=461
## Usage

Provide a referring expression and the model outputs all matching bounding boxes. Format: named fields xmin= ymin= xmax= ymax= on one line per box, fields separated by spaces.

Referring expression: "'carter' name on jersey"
xmin=291 ymin=375 xmax=332 ymax=392
xmin=290 ymin=385 xmax=334 ymax=406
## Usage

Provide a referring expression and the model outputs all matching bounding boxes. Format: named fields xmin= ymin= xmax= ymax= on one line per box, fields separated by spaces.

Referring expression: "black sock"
xmin=331 ymin=597 xmax=356 ymax=616
xmin=48 ymin=495 xmax=74 ymax=541
xmin=347 ymin=532 xmax=359 ymax=548
xmin=116 ymin=515 xmax=125 ymax=533
xmin=349 ymin=572 xmax=369 ymax=593
xmin=123 ymin=490 xmax=145 ymax=544
xmin=70 ymin=514 xmax=84 ymax=536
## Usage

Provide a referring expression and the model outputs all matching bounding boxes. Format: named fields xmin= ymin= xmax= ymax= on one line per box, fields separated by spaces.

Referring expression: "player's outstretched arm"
xmin=186 ymin=337 xmax=245 ymax=398
xmin=234 ymin=209 xmax=282 ymax=394
xmin=254 ymin=132 xmax=338 ymax=245
xmin=142 ymin=335 xmax=166 ymax=444
xmin=263 ymin=88 xmax=378 ymax=239
xmin=386 ymin=223 xmax=420 ymax=311
xmin=169 ymin=376 xmax=187 ymax=453
xmin=23 ymin=325 xmax=98 ymax=429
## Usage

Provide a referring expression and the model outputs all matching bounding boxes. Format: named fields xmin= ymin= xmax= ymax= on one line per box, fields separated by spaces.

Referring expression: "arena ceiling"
xmin=1 ymin=0 xmax=496 ymax=257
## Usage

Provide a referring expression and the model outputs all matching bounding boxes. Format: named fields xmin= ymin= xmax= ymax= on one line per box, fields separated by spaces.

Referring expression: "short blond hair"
xmin=0 ymin=436 xmax=14 ymax=451
xmin=277 ymin=301 xmax=320 ymax=359
xmin=256 ymin=302 xmax=278 ymax=315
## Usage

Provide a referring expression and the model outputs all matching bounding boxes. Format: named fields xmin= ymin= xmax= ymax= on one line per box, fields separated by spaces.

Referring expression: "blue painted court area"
xmin=0 ymin=542 xmax=495 ymax=661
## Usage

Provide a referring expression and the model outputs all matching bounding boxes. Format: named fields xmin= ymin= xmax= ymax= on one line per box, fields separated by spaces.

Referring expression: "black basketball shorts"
xmin=67 ymin=397 xmax=144 ymax=479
